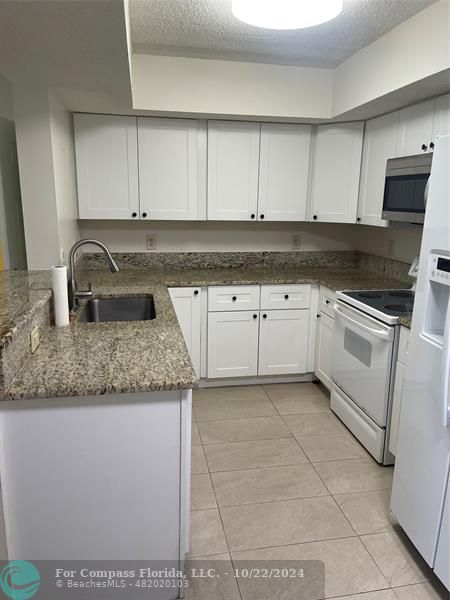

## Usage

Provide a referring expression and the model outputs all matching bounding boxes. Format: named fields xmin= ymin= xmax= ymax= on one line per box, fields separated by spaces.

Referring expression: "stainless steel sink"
xmin=78 ymin=296 xmax=156 ymax=323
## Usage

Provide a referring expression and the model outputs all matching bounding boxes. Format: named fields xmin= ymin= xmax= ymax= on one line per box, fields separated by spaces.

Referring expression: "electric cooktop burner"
xmin=337 ymin=289 xmax=415 ymax=325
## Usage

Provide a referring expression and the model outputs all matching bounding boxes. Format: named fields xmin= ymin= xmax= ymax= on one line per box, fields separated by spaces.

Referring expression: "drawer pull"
xmin=284 ymin=294 xmax=289 ymax=300
xmin=253 ymin=314 xmax=258 ymax=319
xmin=232 ymin=296 xmax=237 ymax=302
xmin=263 ymin=314 xmax=267 ymax=319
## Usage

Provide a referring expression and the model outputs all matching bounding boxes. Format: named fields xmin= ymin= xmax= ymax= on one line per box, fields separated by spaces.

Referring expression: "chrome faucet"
xmin=68 ymin=239 xmax=119 ymax=309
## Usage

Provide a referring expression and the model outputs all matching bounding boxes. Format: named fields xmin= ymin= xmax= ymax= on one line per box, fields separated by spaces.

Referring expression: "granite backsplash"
xmin=81 ymin=250 xmax=411 ymax=283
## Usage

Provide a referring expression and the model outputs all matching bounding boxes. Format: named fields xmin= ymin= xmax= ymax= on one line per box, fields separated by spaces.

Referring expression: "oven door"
xmin=332 ymin=301 xmax=394 ymax=427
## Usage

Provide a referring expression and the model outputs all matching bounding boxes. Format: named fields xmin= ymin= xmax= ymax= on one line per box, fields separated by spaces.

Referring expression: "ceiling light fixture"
xmin=232 ymin=0 xmax=343 ymax=30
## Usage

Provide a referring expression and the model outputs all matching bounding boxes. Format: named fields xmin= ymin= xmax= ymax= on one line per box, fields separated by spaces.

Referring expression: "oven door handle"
xmin=333 ymin=304 xmax=392 ymax=341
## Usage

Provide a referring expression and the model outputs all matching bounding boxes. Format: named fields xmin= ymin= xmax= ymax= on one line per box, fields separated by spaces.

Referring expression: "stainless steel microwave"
xmin=382 ymin=153 xmax=432 ymax=224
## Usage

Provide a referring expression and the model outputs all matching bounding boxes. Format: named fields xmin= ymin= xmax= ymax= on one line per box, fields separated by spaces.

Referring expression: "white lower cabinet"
xmin=207 ymin=285 xmax=315 ymax=380
xmin=169 ymin=287 xmax=202 ymax=378
xmin=258 ymin=309 xmax=309 ymax=375
xmin=207 ymin=311 xmax=259 ymax=379
xmin=314 ymin=312 xmax=334 ymax=389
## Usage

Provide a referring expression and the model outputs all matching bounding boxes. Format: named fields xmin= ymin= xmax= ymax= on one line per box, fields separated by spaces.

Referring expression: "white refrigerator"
xmin=391 ymin=134 xmax=450 ymax=590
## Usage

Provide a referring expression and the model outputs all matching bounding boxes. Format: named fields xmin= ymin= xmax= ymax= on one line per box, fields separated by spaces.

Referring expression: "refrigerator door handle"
xmin=441 ymin=299 xmax=450 ymax=427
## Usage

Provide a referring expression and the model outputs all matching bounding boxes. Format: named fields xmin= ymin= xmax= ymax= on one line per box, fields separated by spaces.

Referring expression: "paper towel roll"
xmin=52 ymin=265 xmax=70 ymax=327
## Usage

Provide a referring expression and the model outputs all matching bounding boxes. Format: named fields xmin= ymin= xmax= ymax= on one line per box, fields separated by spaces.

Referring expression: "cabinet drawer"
xmin=331 ymin=385 xmax=385 ymax=463
xmin=320 ymin=286 xmax=336 ymax=318
xmin=398 ymin=326 xmax=410 ymax=365
xmin=208 ymin=286 xmax=260 ymax=312
xmin=260 ymin=285 xmax=311 ymax=310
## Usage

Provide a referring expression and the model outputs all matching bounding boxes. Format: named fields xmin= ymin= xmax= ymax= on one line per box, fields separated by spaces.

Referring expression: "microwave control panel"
xmin=430 ymin=253 xmax=450 ymax=286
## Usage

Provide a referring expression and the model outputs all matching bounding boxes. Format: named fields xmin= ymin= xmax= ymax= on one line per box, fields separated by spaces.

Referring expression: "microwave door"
xmin=383 ymin=173 xmax=428 ymax=223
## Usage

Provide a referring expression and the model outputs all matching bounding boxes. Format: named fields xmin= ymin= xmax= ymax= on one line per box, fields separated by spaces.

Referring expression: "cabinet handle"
xmin=253 ymin=314 xmax=258 ymax=319
xmin=313 ymin=215 xmax=318 ymax=221
xmin=263 ymin=314 xmax=267 ymax=319
xmin=132 ymin=212 xmax=137 ymax=218
xmin=284 ymin=294 xmax=289 ymax=300
xmin=142 ymin=212 xmax=148 ymax=218
xmin=232 ymin=296 xmax=237 ymax=302
xmin=250 ymin=214 xmax=255 ymax=220
xmin=260 ymin=214 xmax=265 ymax=220
xmin=194 ymin=290 xmax=199 ymax=296
xmin=430 ymin=142 xmax=435 ymax=150
xmin=421 ymin=144 xmax=428 ymax=151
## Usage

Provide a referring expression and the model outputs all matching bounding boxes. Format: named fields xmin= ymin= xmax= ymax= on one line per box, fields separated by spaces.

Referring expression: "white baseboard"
xmin=198 ymin=373 xmax=317 ymax=388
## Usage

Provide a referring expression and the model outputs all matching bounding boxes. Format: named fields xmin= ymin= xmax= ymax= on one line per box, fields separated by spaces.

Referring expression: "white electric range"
xmin=330 ymin=288 xmax=414 ymax=465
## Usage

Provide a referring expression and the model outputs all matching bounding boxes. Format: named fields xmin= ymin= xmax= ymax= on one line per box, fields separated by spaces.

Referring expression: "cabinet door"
xmin=258 ymin=124 xmax=311 ymax=221
xmin=169 ymin=287 xmax=201 ymax=378
xmin=207 ymin=121 xmax=260 ymax=221
xmin=259 ymin=310 xmax=309 ymax=376
xmin=314 ymin=312 xmax=334 ymax=390
xmin=74 ymin=114 xmax=139 ymax=219
xmin=138 ymin=118 xmax=206 ymax=220
xmin=310 ymin=123 xmax=364 ymax=223
xmin=395 ymin=99 xmax=435 ymax=157
xmin=207 ymin=311 xmax=259 ymax=378
xmin=358 ymin=112 xmax=398 ymax=227
xmin=389 ymin=361 xmax=405 ymax=457
xmin=432 ymin=94 xmax=450 ymax=142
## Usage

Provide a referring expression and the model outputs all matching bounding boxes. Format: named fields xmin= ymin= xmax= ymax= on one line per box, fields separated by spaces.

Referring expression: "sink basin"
xmin=78 ymin=296 xmax=156 ymax=323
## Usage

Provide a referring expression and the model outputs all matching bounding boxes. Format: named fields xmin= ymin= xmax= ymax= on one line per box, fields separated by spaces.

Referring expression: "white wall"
xmin=333 ymin=1 xmax=450 ymax=117
xmin=0 ymin=74 xmax=13 ymax=121
xmin=131 ymin=54 xmax=333 ymax=120
xmin=79 ymin=221 xmax=356 ymax=253
xmin=13 ymin=84 xmax=80 ymax=269
xmin=350 ymin=225 xmax=423 ymax=264
xmin=80 ymin=220 xmax=421 ymax=266
xmin=49 ymin=90 xmax=80 ymax=264
xmin=13 ymin=84 xmax=61 ymax=269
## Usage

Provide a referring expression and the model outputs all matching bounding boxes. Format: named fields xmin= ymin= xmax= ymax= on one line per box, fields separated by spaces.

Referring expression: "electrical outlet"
xmin=30 ymin=326 xmax=40 ymax=353
xmin=388 ymin=239 xmax=395 ymax=257
xmin=146 ymin=234 xmax=157 ymax=251
xmin=291 ymin=234 xmax=301 ymax=250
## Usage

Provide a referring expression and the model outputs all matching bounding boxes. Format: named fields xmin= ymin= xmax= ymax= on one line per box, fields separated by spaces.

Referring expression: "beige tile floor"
xmin=188 ymin=382 xmax=449 ymax=600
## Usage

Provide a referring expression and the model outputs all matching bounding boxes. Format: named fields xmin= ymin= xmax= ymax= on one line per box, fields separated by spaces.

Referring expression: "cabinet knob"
xmin=232 ymin=296 xmax=237 ymax=302
xmin=263 ymin=314 xmax=267 ymax=319
xmin=421 ymin=144 xmax=428 ymax=151
xmin=313 ymin=215 xmax=318 ymax=221
xmin=132 ymin=212 xmax=137 ymax=218
xmin=142 ymin=212 xmax=148 ymax=218
xmin=356 ymin=217 xmax=361 ymax=223
xmin=250 ymin=214 xmax=256 ymax=220
xmin=284 ymin=294 xmax=289 ymax=300
xmin=325 ymin=299 xmax=330 ymax=305
xmin=260 ymin=214 xmax=265 ymax=220
xmin=317 ymin=314 xmax=321 ymax=319
xmin=194 ymin=290 xmax=199 ymax=296
xmin=253 ymin=314 xmax=258 ymax=319
xmin=430 ymin=142 xmax=435 ymax=150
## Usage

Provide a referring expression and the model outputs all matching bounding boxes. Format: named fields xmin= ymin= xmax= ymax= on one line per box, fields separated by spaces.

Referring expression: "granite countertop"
xmin=3 ymin=266 xmax=410 ymax=401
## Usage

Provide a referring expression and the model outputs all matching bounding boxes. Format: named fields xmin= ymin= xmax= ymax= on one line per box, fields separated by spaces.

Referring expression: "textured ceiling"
xmin=130 ymin=0 xmax=436 ymax=67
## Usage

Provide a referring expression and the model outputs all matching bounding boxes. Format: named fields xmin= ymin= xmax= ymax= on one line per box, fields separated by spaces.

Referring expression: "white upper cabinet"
xmin=258 ymin=124 xmax=311 ymax=222
xmin=74 ymin=114 xmax=139 ymax=220
xmin=138 ymin=118 xmax=206 ymax=220
xmin=310 ymin=123 xmax=364 ymax=223
xmin=207 ymin=121 xmax=260 ymax=221
xmin=395 ymin=99 xmax=435 ymax=157
xmin=358 ymin=111 xmax=399 ymax=227
xmin=432 ymin=94 xmax=450 ymax=142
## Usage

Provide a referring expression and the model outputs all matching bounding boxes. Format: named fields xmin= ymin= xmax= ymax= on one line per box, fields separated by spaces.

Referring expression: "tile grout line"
xmin=200 ymin=424 xmax=244 ymax=600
